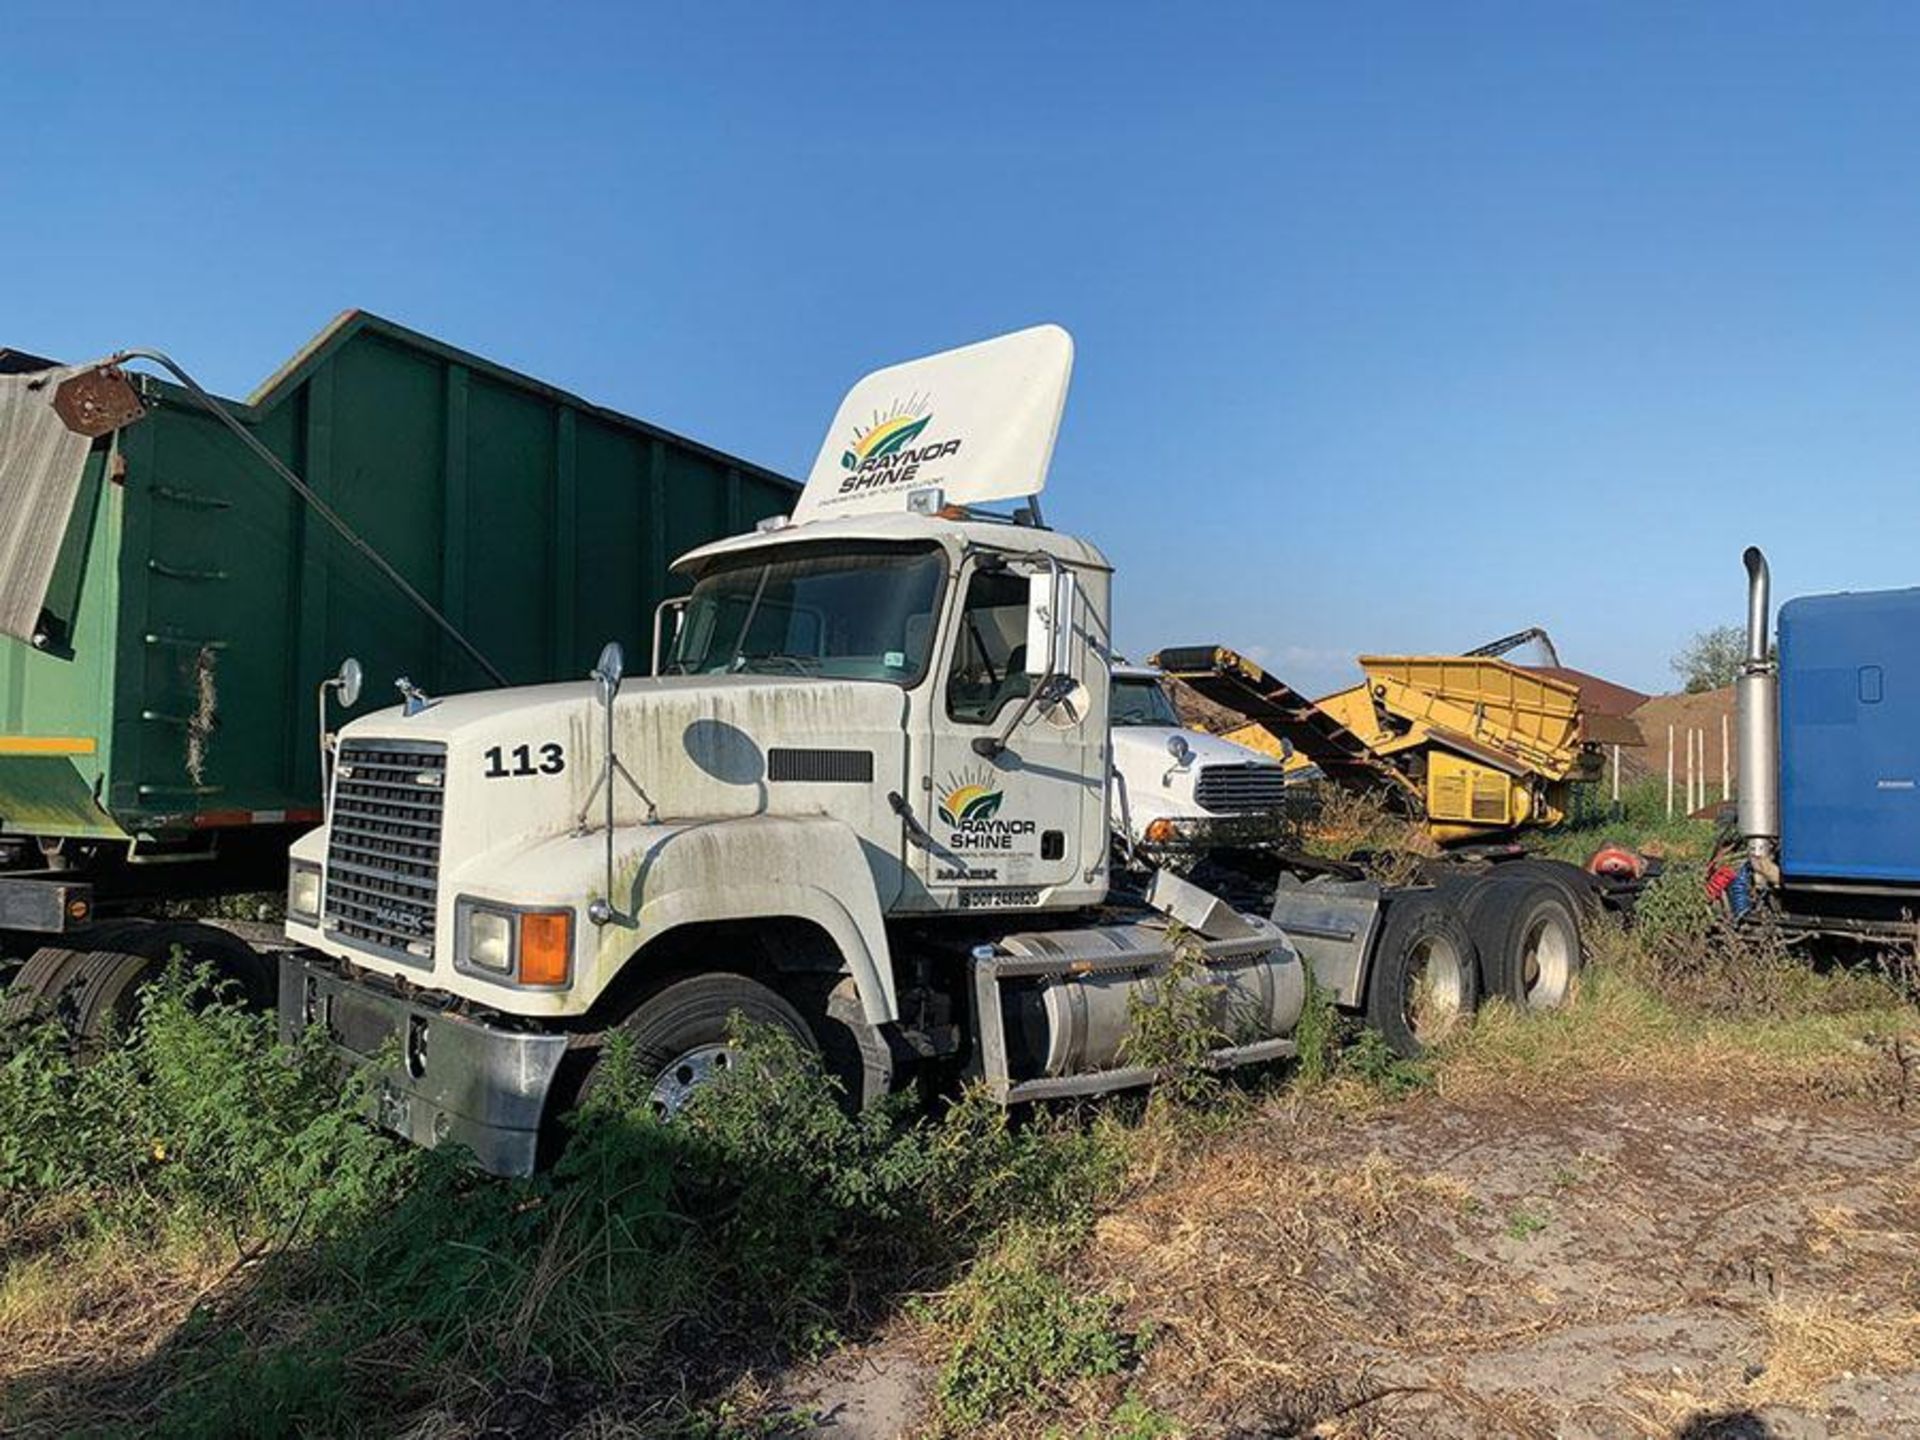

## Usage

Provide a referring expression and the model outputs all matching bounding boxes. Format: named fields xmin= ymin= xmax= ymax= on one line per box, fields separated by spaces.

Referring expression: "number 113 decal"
xmin=483 ymin=742 xmax=565 ymax=778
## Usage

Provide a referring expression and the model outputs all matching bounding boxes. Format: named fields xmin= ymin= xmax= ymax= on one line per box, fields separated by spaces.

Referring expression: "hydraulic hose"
xmin=108 ymin=348 xmax=509 ymax=687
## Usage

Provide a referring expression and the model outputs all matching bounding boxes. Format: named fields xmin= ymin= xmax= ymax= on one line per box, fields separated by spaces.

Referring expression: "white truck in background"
xmin=283 ymin=327 xmax=1521 ymax=1175
xmin=1108 ymin=662 xmax=1295 ymax=858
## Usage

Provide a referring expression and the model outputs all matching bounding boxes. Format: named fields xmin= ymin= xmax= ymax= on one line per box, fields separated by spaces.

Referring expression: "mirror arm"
xmin=582 ymin=642 xmax=653 ymax=928
xmin=972 ymin=554 xmax=1064 ymax=760
xmin=316 ymin=676 xmax=338 ymax=810
xmin=313 ymin=659 xmax=363 ymax=812
xmin=651 ymin=597 xmax=688 ymax=674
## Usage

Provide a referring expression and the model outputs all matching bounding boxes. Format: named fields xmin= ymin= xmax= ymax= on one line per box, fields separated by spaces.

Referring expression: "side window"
xmin=946 ymin=568 xmax=1033 ymax=724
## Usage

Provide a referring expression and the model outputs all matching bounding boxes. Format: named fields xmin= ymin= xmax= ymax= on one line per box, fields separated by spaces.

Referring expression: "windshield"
xmin=1111 ymin=676 xmax=1180 ymax=727
xmin=666 ymin=542 xmax=947 ymax=681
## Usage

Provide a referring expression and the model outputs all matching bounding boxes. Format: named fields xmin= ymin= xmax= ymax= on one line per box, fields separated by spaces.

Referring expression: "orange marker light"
xmin=517 ymin=910 xmax=572 ymax=987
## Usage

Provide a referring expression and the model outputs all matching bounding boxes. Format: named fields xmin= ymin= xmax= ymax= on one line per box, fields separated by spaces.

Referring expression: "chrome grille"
xmin=324 ymin=739 xmax=446 ymax=964
xmin=1194 ymin=762 xmax=1289 ymax=814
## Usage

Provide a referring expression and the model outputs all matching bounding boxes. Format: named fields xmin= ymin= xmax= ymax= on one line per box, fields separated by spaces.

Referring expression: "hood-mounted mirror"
xmin=333 ymin=657 xmax=364 ymax=709
xmin=593 ymin=640 xmax=625 ymax=706
xmin=316 ymin=656 xmax=364 ymax=796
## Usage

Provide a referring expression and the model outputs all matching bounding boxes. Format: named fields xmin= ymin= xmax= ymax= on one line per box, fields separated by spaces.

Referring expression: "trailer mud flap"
xmin=0 ymin=752 xmax=111 ymax=836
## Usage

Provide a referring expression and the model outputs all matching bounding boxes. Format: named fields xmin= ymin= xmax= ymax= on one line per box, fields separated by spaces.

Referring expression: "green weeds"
xmin=923 ymin=1234 xmax=1132 ymax=1433
xmin=0 ymin=985 xmax=1133 ymax=1436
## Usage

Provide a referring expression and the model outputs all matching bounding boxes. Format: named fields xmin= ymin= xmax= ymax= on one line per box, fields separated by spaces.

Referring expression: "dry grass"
xmin=1297 ymin=784 xmax=1436 ymax=888
xmin=1077 ymin=1138 xmax=1478 ymax=1432
xmin=1753 ymin=1299 xmax=1920 ymax=1404
xmin=1431 ymin=918 xmax=1920 ymax=1106
xmin=1024 ymin=924 xmax=1920 ymax=1437
xmin=0 ymin=1223 xmax=234 ymax=1430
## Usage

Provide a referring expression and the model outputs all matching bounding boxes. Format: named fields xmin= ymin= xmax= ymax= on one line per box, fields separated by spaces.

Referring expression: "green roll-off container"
xmin=0 ymin=312 xmax=795 ymax=884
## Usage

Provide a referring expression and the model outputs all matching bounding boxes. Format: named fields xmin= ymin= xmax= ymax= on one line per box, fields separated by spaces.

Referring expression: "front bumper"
xmin=279 ymin=950 xmax=570 ymax=1177
xmin=1134 ymin=812 xmax=1293 ymax=855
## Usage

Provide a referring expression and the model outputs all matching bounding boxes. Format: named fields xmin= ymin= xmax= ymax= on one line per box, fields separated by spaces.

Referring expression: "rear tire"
xmin=1496 ymin=859 xmax=1601 ymax=919
xmin=581 ymin=973 xmax=819 ymax=1120
xmin=1463 ymin=879 xmax=1582 ymax=1011
xmin=0 ymin=921 xmax=271 ymax=1051
xmin=67 ymin=950 xmax=163 ymax=1056
xmin=3 ymin=946 xmax=95 ymax=1026
xmin=1365 ymin=893 xmax=1480 ymax=1059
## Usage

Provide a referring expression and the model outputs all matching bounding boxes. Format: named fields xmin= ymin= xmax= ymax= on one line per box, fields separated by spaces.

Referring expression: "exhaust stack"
xmin=1736 ymin=546 xmax=1780 ymax=877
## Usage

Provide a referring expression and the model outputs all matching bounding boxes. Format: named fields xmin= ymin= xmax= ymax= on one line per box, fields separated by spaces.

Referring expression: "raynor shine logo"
xmin=938 ymin=768 xmax=1004 ymax=828
xmin=836 ymin=394 xmax=963 ymax=497
xmin=938 ymin=767 xmax=1035 ymax=852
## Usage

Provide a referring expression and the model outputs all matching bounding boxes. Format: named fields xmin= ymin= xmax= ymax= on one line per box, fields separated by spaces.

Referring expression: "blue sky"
xmin=9 ymin=4 xmax=1920 ymax=697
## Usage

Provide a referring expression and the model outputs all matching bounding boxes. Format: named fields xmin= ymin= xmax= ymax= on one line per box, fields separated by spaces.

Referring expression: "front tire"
xmin=583 ymin=973 xmax=819 ymax=1121
xmin=1365 ymin=893 xmax=1480 ymax=1058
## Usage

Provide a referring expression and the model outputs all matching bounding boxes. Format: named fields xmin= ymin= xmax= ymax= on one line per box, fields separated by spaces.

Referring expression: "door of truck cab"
xmin=917 ymin=553 xmax=1105 ymax=906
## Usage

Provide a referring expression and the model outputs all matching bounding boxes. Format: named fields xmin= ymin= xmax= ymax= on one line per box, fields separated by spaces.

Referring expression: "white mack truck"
xmin=282 ymin=327 xmax=1490 ymax=1175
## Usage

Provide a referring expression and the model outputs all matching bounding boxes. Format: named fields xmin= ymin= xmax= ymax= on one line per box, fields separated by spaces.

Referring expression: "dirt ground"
xmin=786 ymin=1071 xmax=1920 ymax=1439
xmin=1626 ymin=687 xmax=1737 ymax=790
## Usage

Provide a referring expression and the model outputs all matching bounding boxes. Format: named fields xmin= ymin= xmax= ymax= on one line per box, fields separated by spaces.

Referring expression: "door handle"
xmin=888 ymin=791 xmax=938 ymax=851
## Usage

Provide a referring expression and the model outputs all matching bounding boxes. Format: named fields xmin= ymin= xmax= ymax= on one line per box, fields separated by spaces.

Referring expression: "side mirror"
xmin=593 ymin=640 xmax=626 ymax=706
xmin=1023 ymin=568 xmax=1078 ymax=677
xmin=1166 ymin=733 xmax=1195 ymax=768
xmin=334 ymin=657 xmax=363 ymax=709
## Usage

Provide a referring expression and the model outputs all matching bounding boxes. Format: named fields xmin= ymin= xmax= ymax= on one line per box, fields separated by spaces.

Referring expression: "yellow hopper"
xmin=1151 ymin=647 xmax=1609 ymax=845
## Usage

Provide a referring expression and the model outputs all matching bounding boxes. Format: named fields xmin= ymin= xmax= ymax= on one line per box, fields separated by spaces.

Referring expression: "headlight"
xmin=457 ymin=901 xmax=573 ymax=987
xmin=287 ymin=861 xmax=322 ymax=923
xmin=466 ymin=909 xmax=514 ymax=973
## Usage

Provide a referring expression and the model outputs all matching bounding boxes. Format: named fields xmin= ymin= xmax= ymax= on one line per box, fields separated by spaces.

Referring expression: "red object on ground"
xmin=1586 ymin=844 xmax=1648 ymax=880
xmin=1704 ymin=865 xmax=1738 ymax=900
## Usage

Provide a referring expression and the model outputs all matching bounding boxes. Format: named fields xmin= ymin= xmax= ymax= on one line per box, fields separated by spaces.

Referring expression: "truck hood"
xmin=333 ymin=672 xmax=909 ymax=862
xmin=1110 ymin=724 xmax=1286 ymax=832
xmin=1110 ymin=724 xmax=1282 ymax=774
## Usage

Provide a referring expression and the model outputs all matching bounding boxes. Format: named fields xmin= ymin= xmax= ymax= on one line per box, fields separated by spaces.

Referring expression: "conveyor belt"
xmin=1149 ymin=645 xmax=1414 ymax=801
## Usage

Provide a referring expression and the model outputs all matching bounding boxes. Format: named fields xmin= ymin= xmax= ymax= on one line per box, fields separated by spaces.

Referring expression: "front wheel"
xmin=1365 ymin=893 xmax=1480 ymax=1059
xmin=582 ymin=973 xmax=819 ymax=1121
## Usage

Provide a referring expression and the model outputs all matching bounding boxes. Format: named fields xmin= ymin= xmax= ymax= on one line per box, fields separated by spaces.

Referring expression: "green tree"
xmin=1671 ymin=624 xmax=1745 ymax=693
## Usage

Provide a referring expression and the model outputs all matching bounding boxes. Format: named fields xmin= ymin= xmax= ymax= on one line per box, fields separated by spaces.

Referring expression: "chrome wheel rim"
xmin=649 ymin=1042 xmax=737 ymax=1119
xmin=1520 ymin=914 xmax=1576 ymax=1009
xmin=1407 ymin=936 xmax=1467 ymax=1042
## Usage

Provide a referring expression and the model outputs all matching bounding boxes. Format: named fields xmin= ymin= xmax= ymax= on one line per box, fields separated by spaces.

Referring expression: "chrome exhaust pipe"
xmin=1736 ymin=546 xmax=1779 ymax=877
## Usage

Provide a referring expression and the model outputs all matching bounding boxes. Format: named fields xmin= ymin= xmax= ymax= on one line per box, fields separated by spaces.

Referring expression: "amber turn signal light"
xmin=517 ymin=910 xmax=573 ymax=987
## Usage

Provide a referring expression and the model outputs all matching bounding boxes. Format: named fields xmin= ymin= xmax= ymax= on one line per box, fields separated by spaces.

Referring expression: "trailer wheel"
xmin=2 ymin=923 xmax=271 ymax=1052
xmin=2 ymin=946 xmax=95 ymax=1027
xmin=583 ymin=973 xmax=819 ymax=1121
xmin=1463 ymin=879 xmax=1583 ymax=1012
xmin=1365 ymin=894 xmax=1480 ymax=1059
xmin=67 ymin=950 xmax=160 ymax=1056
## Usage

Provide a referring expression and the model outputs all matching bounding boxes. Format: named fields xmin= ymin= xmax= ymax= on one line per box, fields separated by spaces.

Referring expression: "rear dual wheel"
xmin=1 ymin=922 xmax=272 ymax=1054
xmin=1462 ymin=879 xmax=1583 ymax=1012
xmin=1365 ymin=893 xmax=1480 ymax=1059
